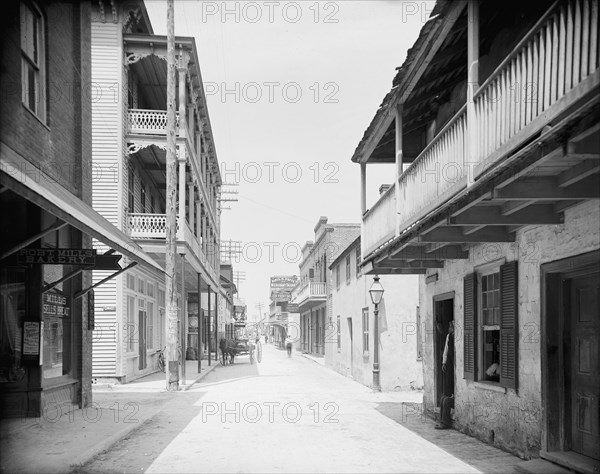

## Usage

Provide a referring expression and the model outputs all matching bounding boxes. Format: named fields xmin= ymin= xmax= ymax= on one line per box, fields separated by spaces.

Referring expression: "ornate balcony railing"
xmin=127 ymin=109 xmax=180 ymax=135
xmin=128 ymin=213 xmax=168 ymax=239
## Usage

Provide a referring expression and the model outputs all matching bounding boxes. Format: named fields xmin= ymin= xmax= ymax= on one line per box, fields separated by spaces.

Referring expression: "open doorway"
xmin=434 ymin=293 xmax=454 ymax=407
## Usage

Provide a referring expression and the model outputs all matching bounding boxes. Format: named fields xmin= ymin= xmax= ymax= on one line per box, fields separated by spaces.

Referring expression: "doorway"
xmin=138 ymin=310 xmax=147 ymax=370
xmin=542 ymin=250 xmax=600 ymax=468
xmin=433 ymin=293 xmax=454 ymax=407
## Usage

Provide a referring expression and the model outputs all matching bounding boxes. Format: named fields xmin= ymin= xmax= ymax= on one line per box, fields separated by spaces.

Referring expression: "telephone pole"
xmin=165 ymin=0 xmax=179 ymax=391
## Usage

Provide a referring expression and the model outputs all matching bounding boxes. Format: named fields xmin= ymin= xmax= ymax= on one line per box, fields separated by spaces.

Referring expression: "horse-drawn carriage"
xmin=219 ymin=336 xmax=262 ymax=365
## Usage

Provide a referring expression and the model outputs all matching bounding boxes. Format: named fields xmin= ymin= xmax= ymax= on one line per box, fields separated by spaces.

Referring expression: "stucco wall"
xmin=420 ymin=200 xmax=600 ymax=458
xmin=327 ymin=245 xmax=422 ymax=391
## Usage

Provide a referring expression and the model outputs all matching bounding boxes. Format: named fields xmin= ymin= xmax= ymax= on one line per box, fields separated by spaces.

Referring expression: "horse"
xmin=219 ymin=337 xmax=236 ymax=365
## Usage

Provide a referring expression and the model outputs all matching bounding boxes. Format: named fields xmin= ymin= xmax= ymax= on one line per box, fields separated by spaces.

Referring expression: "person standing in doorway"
xmin=435 ymin=320 xmax=454 ymax=429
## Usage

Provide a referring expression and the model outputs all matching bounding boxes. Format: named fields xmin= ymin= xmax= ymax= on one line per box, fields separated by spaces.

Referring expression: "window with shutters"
xmin=362 ymin=307 xmax=369 ymax=355
xmin=463 ymin=260 xmax=518 ymax=389
xmin=345 ymin=255 xmax=351 ymax=284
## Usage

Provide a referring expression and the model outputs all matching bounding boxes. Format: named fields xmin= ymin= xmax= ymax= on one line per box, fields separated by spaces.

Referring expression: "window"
xmin=356 ymin=249 xmax=361 ymax=277
xmin=138 ymin=278 xmax=145 ymax=295
xmin=126 ymin=295 xmax=136 ymax=352
xmin=147 ymin=282 xmax=154 ymax=299
xmin=335 ymin=265 xmax=340 ymax=290
xmin=345 ymin=255 xmax=351 ymax=284
xmin=126 ymin=273 xmax=135 ymax=290
xmin=337 ymin=315 xmax=341 ymax=351
xmin=150 ymin=195 xmax=155 ymax=214
xmin=140 ymin=184 xmax=146 ymax=212
xmin=362 ymin=307 xmax=369 ymax=354
xmin=21 ymin=2 xmax=45 ymax=121
xmin=464 ymin=261 xmax=518 ymax=389
xmin=308 ymin=268 xmax=314 ymax=280
xmin=128 ymin=167 xmax=135 ymax=213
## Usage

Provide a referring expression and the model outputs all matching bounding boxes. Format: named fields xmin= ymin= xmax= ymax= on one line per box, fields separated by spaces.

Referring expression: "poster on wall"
xmin=22 ymin=321 xmax=40 ymax=363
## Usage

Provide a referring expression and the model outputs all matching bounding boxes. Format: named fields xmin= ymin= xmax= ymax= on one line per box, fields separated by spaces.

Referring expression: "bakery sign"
xmin=18 ymin=248 xmax=96 ymax=265
xmin=43 ymin=290 xmax=70 ymax=318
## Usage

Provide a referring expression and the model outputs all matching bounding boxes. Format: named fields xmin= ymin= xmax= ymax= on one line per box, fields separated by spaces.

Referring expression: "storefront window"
xmin=0 ymin=268 xmax=26 ymax=383
xmin=42 ymin=289 xmax=70 ymax=379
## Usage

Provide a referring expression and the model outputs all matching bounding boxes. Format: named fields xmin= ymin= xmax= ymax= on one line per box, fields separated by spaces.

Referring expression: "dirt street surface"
xmin=75 ymin=345 xmax=522 ymax=473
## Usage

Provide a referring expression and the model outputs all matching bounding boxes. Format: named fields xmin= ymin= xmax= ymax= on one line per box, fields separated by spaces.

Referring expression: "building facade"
xmin=328 ymin=237 xmax=422 ymax=391
xmin=0 ymin=0 xmax=161 ymax=417
xmin=292 ymin=217 xmax=360 ymax=357
xmin=354 ymin=0 xmax=599 ymax=467
xmin=90 ymin=0 xmax=223 ymax=382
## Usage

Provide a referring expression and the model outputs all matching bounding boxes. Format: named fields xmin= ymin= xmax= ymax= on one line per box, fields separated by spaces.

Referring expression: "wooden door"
xmin=138 ymin=310 xmax=147 ymax=370
xmin=570 ymin=273 xmax=599 ymax=460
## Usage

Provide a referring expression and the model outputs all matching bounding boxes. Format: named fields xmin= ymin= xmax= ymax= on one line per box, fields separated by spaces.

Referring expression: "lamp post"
xmin=369 ymin=275 xmax=384 ymax=392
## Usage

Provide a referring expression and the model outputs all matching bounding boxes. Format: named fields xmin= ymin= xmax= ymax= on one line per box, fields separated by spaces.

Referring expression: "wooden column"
xmin=360 ymin=163 xmax=367 ymax=214
xmin=467 ymin=0 xmax=479 ymax=187
xmin=188 ymin=182 xmax=195 ymax=231
xmin=178 ymin=65 xmax=187 ymax=139
xmin=395 ymin=103 xmax=403 ymax=233
xmin=195 ymin=199 xmax=201 ymax=238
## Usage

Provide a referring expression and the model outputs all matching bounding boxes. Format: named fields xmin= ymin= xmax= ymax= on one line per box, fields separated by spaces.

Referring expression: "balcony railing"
xmin=128 ymin=213 xmax=168 ymax=239
xmin=292 ymin=281 xmax=327 ymax=306
xmin=128 ymin=109 xmax=180 ymax=135
xmin=362 ymin=0 xmax=599 ymax=256
xmin=472 ymin=0 xmax=599 ymax=176
xmin=362 ymin=180 xmax=397 ymax=256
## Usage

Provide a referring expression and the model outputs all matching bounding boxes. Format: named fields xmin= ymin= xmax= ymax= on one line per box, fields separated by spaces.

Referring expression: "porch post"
xmin=214 ymin=287 xmax=219 ymax=360
xmin=360 ymin=163 xmax=367 ymax=215
xmin=395 ymin=103 xmax=403 ymax=234
xmin=207 ymin=284 xmax=212 ymax=365
xmin=180 ymin=255 xmax=186 ymax=384
xmin=197 ymin=272 xmax=202 ymax=373
xmin=188 ymin=182 xmax=195 ymax=232
xmin=195 ymin=199 xmax=201 ymax=239
xmin=467 ymin=0 xmax=479 ymax=187
xmin=178 ymin=65 xmax=187 ymax=138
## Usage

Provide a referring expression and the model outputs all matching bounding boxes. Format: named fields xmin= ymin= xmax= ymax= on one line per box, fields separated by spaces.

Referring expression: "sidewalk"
xmin=0 ymin=360 xmax=217 ymax=474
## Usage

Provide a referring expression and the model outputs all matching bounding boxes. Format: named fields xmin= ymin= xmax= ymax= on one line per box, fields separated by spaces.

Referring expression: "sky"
xmin=144 ymin=0 xmax=433 ymax=320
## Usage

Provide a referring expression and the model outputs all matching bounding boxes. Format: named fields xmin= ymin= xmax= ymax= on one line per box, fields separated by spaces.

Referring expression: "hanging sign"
xmin=18 ymin=249 xmax=96 ymax=265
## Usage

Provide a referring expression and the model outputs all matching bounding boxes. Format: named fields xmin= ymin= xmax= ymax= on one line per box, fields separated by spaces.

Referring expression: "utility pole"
xmin=165 ymin=0 xmax=178 ymax=391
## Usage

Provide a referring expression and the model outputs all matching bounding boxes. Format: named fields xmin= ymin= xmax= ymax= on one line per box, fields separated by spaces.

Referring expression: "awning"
xmin=1 ymin=142 xmax=165 ymax=277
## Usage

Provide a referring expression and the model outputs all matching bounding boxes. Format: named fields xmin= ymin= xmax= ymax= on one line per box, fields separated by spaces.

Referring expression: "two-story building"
xmin=268 ymin=275 xmax=299 ymax=348
xmin=328 ymin=235 xmax=422 ymax=391
xmin=292 ymin=217 xmax=360 ymax=357
xmin=354 ymin=0 xmax=599 ymax=469
xmin=0 ymin=0 xmax=162 ymax=417
xmin=90 ymin=0 xmax=224 ymax=382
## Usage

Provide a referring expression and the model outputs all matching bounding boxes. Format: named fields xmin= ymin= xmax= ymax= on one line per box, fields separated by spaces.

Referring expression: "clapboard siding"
xmin=91 ymin=21 xmax=123 ymax=377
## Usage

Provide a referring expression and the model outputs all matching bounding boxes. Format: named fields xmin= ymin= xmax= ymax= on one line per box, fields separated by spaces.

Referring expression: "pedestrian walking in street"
xmin=436 ymin=320 xmax=454 ymax=429
xmin=285 ymin=334 xmax=293 ymax=357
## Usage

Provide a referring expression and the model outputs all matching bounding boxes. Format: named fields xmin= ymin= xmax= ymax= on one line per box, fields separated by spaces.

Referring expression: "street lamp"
xmin=369 ymin=275 xmax=384 ymax=392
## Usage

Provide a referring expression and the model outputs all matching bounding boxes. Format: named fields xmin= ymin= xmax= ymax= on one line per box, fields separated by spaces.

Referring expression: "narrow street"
xmin=77 ymin=346 xmax=521 ymax=474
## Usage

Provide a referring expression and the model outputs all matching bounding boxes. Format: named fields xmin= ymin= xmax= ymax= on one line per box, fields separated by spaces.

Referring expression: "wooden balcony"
xmin=362 ymin=0 xmax=600 ymax=260
xmin=128 ymin=213 xmax=219 ymax=286
xmin=291 ymin=282 xmax=327 ymax=311
xmin=127 ymin=109 xmax=180 ymax=136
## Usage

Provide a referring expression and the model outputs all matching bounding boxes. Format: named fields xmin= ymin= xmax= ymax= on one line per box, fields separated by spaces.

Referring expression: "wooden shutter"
xmin=463 ymin=273 xmax=477 ymax=380
xmin=500 ymin=260 xmax=518 ymax=390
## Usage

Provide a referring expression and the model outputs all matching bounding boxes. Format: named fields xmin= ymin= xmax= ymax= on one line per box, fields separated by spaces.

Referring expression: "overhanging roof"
xmin=1 ymin=142 xmax=165 ymax=277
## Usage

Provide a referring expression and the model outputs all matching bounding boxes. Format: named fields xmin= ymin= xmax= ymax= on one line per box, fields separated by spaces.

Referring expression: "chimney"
xmin=379 ymin=184 xmax=392 ymax=195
